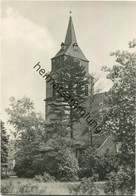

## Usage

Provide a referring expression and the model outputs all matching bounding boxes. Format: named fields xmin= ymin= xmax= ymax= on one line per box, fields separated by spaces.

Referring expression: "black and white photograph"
xmin=1 ymin=1 xmax=136 ymax=195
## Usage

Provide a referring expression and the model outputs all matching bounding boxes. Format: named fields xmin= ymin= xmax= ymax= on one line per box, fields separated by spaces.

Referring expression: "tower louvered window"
xmin=85 ymin=84 xmax=89 ymax=96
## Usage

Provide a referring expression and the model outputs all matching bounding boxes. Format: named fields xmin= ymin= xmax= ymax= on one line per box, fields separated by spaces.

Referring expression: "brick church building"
xmin=5 ymin=16 xmax=119 ymax=175
xmin=44 ymin=15 xmax=118 ymax=156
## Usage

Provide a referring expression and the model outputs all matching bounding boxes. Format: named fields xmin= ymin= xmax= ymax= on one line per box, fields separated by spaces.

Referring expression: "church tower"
xmin=45 ymin=15 xmax=94 ymax=122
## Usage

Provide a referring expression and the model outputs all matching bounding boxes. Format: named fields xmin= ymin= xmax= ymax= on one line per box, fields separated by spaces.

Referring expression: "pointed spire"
xmin=65 ymin=16 xmax=77 ymax=45
xmin=53 ymin=14 xmax=89 ymax=62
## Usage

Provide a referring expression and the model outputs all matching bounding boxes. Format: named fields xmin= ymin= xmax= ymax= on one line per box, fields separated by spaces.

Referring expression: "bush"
xmin=33 ymin=175 xmax=43 ymax=182
xmin=68 ymin=176 xmax=100 ymax=195
xmin=34 ymin=172 xmax=55 ymax=182
xmin=14 ymin=157 xmax=36 ymax=178
xmin=78 ymin=147 xmax=118 ymax=180
xmin=95 ymin=152 xmax=118 ymax=181
xmin=1 ymin=184 xmax=11 ymax=194
xmin=40 ymin=138 xmax=79 ymax=181
xmin=78 ymin=147 xmax=98 ymax=179
xmin=56 ymin=149 xmax=79 ymax=181
xmin=14 ymin=137 xmax=79 ymax=182
xmin=14 ymin=156 xmax=47 ymax=178
xmin=104 ymin=166 xmax=135 ymax=195
xmin=43 ymin=172 xmax=55 ymax=182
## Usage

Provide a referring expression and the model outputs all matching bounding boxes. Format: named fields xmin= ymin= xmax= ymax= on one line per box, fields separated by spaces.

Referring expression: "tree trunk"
xmin=70 ymin=106 xmax=73 ymax=139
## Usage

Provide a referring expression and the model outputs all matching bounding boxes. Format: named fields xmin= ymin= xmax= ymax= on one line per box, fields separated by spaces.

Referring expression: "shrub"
xmin=14 ymin=156 xmax=46 ymax=178
xmin=94 ymin=152 xmax=118 ymax=181
xmin=14 ymin=157 xmax=36 ymax=178
xmin=14 ymin=137 xmax=79 ymax=182
xmin=104 ymin=166 xmax=135 ymax=195
xmin=42 ymin=140 xmax=79 ymax=181
xmin=78 ymin=147 xmax=98 ymax=179
xmin=57 ymin=149 xmax=79 ymax=181
xmin=33 ymin=172 xmax=55 ymax=182
xmin=43 ymin=172 xmax=55 ymax=182
xmin=68 ymin=176 xmax=100 ymax=195
xmin=33 ymin=175 xmax=43 ymax=182
xmin=1 ymin=184 xmax=11 ymax=194
xmin=79 ymin=147 xmax=118 ymax=180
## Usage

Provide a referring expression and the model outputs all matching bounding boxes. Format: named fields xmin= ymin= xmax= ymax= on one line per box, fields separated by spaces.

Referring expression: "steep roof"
xmin=65 ymin=16 xmax=77 ymax=45
xmin=52 ymin=16 xmax=89 ymax=62
xmin=86 ymin=92 xmax=106 ymax=120
xmin=96 ymin=135 xmax=117 ymax=156
xmin=74 ymin=92 xmax=110 ymax=148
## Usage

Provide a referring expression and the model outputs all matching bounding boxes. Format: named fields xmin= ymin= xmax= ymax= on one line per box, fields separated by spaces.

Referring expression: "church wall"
xmin=45 ymin=16 xmax=95 ymax=135
xmin=80 ymin=60 xmax=89 ymax=73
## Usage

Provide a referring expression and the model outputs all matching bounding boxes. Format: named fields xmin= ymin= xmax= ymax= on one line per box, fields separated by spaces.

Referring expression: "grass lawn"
xmin=1 ymin=177 xmax=106 ymax=195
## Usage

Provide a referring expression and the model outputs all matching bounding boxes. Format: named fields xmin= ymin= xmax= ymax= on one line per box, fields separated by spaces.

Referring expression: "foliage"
xmin=78 ymin=146 xmax=97 ymax=178
xmin=14 ymin=136 xmax=79 ymax=181
xmin=104 ymin=166 xmax=135 ymax=195
xmin=43 ymin=172 xmax=55 ymax=182
xmin=5 ymin=97 xmax=79 ymax=181
xmin=34 ymin=172 xmax=55 ymax=182
xmin=14 ymin=153 xmax=50 ymax=178
xmin=100 ymin=49 xmax=135 ymax=163
xmin=5 ymin=96 xmax=46 ymax=177
xmin=57 ymin=148 xmax=79 ymax=181
xmin=1 ymin=183 xmax=11 ymax=194
xmin=94 ymin=152 xmax=118 ymax=181
xmin=99 ymin=40 xmax=136 ymax=193
xmin=40 ymin=137 xmax=79 ymax=181
xmin=14 ymin=157 xmax=36 ymax=178
xmin=78 ymin=147 xmax=118 ymax=180
xmin=33 ymin=175 xmax=43 ymax=182
xmin=68 ymin=176 xmax=99 ymax=195
xmin=1 ymin=120 xmax=9 ymax=164
xmin=49 ymin=56 xmax=89 ymax=139
xmin=129 ymin=38 xmax=136 ymax=48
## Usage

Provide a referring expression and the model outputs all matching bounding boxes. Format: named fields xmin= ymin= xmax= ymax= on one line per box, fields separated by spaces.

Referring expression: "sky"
xmin=1 ymin=1 xmax=136 ymax=131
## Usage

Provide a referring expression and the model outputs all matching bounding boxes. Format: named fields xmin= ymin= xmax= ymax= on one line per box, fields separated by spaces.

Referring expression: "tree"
xmin=49 ymin=56 xmax=89 ymax=139
xmin=100 ymin=40 xmax=136 ymax=193
xmin=5 ymin=96 xmax=79 ymax=180
xmin=94 ymin=152 xmax=118 ymax=181
xmin=78 ymin=146 xmax=97 ymax=178
xmin=1 ymin=120 xmax=9 ymax=164
xmin=5 ymin=96 xmax=46 ymax=177
xmin=36 ymin=137 xmax=79 ymax=181
xmin=105 ymin=166 xmax=134 ymax=195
